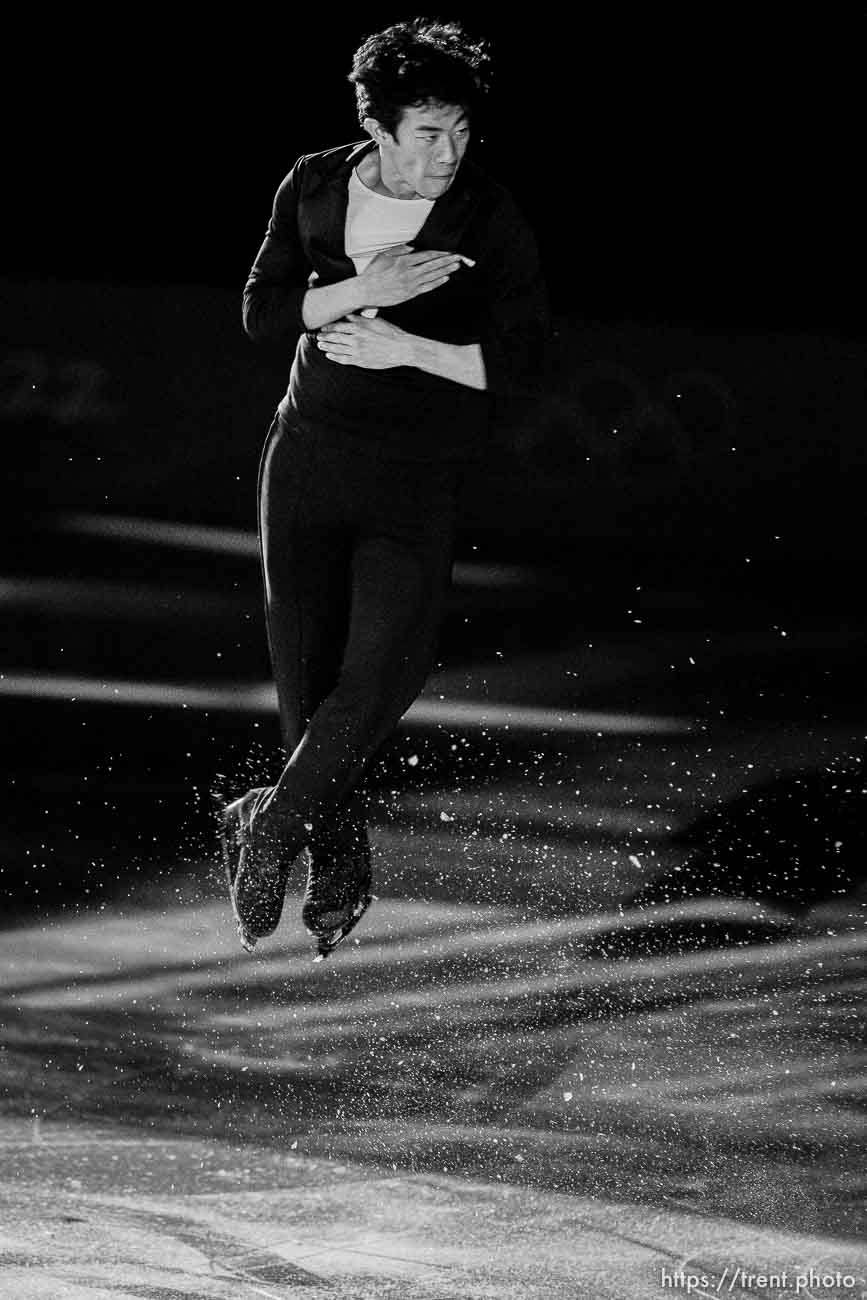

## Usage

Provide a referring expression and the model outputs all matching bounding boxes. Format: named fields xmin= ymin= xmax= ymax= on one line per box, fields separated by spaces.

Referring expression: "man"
xmin=222 ymin=18 xmax=549 ymax=959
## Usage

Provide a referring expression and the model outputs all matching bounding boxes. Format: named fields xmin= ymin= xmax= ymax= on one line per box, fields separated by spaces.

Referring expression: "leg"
xmin=258 ymin=416 xmax=351 ymax=763
xmin=237 ymin=426 xmax=457 ymax=953
xmin=258 ymin=421 xmax=392 ymax=866
xmin=225 ymin=417 xmax=354 ymax=947
xmin=268 ymin=502 xmax=456 ymax=822
xmin=295 ymin=528 xmax=455 ymax=954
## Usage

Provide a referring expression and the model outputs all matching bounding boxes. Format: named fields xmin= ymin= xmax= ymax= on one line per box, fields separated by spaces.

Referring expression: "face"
xmin=373 ymin=101 xmax=471 ymax=199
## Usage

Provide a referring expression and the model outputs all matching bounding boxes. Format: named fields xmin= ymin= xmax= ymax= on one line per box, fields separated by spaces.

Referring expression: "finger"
xmin=415 ymin=262 xmax=460 ymax=281
xmin=408 ymin=271 xmax=455 ymax=293
xmin=417 ymin=256 xmax=464 ymax=274
xmin=406 ymin=250 xmax=461 ymax=266
xmin=416 ymin=275 xmax=452 ymax=294
xmin=409 ymin=250 xmax=474 ymax=267
xmin=411 ymin=261 xmax=461 ymax=278
xmin=402 ymin=250 xmax=454 ymax=269
xmin=316 ymin=337 xmax=354 ymax=355
xmin=412 ymin=271 xmax=455 ymax=291
xmin=317 ymin=333 xmax=353 ymax=347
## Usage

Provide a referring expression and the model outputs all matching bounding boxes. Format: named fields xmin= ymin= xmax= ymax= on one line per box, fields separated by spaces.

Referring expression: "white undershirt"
xmin=345 ymin=167 xmax=434 ymax=316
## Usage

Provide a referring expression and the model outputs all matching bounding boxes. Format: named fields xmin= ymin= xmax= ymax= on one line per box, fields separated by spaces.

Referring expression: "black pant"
xmin=257 ymin=413 xmax=458 ymax=865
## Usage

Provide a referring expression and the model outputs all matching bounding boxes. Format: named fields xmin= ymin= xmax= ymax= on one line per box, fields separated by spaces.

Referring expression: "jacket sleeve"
xmin=242 ymin=157 xmax=311 ymax=342
xmin=477 ymin=192 xmax=550 ymax=397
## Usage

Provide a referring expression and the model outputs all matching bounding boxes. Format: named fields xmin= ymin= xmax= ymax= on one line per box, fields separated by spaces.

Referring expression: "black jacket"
xmin=243 ymin=139 xmax=549 ymax=458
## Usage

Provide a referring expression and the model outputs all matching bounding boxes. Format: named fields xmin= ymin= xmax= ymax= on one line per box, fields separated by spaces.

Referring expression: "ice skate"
xmin=220 ymin=786 xmax=299 ymax=952
xmin=301 ymin=839 xmax=374 ymax=961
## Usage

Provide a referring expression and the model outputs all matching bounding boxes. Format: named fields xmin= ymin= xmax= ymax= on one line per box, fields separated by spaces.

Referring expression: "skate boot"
xmin=220 ymin=787 xmax=305 ymax=952
xmin=301 ymin=826 xmax=373 ymax=961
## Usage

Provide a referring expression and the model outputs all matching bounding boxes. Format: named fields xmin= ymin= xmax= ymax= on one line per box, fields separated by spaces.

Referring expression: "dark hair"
xmin=348 ymin=18 xmax=492 ymax=138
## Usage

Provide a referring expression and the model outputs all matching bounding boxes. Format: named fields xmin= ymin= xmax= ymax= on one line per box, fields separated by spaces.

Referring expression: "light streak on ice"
xmin=0 ymin=672 xmax=692 ymax=734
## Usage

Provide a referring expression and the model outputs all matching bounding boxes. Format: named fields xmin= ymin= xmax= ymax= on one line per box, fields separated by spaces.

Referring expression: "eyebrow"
xmin=415 ymin=120 xmax=470 ymax=131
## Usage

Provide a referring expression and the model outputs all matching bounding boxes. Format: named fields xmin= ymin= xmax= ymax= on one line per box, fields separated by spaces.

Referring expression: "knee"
xmin=333 ymin=654 xmax=427 ymax=724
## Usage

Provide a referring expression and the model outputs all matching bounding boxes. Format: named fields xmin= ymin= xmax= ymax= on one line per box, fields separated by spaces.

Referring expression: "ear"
xmin=363 ymin=116 xmax=395 ymax=145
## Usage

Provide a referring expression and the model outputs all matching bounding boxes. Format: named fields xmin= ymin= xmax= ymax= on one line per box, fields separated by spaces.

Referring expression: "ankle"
xmin=255 ymin=797 xmax=312 ymax=848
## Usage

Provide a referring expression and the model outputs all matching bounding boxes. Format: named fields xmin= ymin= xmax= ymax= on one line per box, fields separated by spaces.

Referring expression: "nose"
xmin=436 ymin=134 xmax=459 ymax=166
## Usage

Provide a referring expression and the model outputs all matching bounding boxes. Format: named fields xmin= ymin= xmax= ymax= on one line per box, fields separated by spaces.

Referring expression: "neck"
xmin=358 ymin=148 xmax=421 ymax=200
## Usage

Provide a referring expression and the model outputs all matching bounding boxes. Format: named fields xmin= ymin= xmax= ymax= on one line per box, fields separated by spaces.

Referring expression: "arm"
xmin=317 ymin=192 xmax=548 ymax=393
xmin=316 ymin=316 xmax=486 ymax=389
xmin=302 ymin=278 xmax=368 ymax=331
xmin=242 ymin=159 xmax=311 ymax=342
xmin=403 ymin=337 xmax=486 ymax=390
xmin=474 ymin=191 xmax=550 ymax=398
xmin=242 ymin=159 xmax=371 ymax=338
xmin=243 ymin=161 xmax=467 ymax=340
xmin=302 ymin=248 xmax=466 ymax=331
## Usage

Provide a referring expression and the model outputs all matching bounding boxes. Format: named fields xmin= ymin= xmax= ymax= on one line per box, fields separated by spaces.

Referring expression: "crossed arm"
xmin=316 ymin=314 xmax=486 ymax=389
xmin=302 ymin=245 xmax=486 ymax=389
xmin=243 ymin=159 xmax=547 ymax=397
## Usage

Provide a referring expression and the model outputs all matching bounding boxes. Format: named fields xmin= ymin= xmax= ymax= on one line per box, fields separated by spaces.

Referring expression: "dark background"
xmin=6 ymin=8 xmax=864 ymax=574
xmin=6 ymin=8 xmax=863 ymax=335
xmin=2 ymin=8 xmax=865 ymax=884
xmin=2 ymin=18 xmax=865 ymax=1252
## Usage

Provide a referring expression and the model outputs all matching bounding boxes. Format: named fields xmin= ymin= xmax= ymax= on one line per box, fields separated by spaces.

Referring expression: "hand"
xmin=316 ymin=315 xmax=413 ymax=370
xmin=357 ymin=245 xmax=471 ymax=308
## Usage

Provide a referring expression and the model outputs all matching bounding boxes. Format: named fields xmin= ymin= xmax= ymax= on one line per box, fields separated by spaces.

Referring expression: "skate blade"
xmin=237 ymin=922 xmax=258 ymax=953
xmin=219 ymin=814 xmax=259 ymax=953
xmin=309 ymin=893 xmax=375 ymax=961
